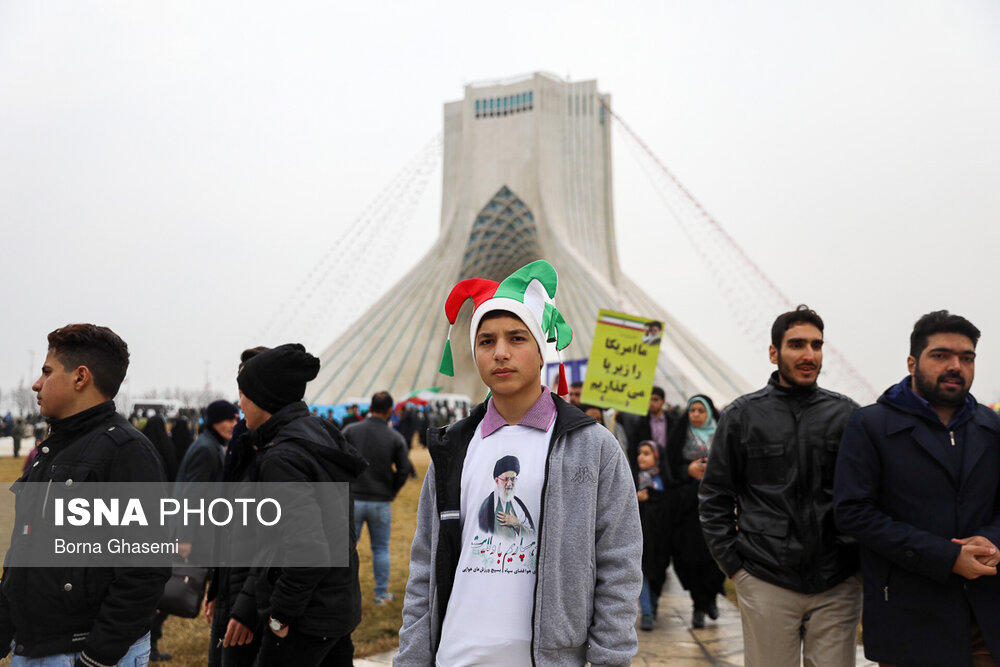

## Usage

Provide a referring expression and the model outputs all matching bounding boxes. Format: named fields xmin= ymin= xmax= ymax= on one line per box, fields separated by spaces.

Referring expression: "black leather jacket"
xmin=0 ymin=401 xmax=170 ymax=664
xmin=698 ymin=373 xmax=859 ymax=593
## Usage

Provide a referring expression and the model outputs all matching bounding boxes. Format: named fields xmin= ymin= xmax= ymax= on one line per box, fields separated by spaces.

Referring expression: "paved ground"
xmin=355 ymin=569 xmax=875 ymax=666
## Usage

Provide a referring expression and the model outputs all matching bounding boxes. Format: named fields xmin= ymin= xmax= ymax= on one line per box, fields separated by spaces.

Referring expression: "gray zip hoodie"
xmin=396 ymin=396 xmax=641 ymax=666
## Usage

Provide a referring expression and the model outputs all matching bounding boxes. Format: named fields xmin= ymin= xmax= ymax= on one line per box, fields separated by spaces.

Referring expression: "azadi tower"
xmin=309 ymin=73 xmax=751 ymax=405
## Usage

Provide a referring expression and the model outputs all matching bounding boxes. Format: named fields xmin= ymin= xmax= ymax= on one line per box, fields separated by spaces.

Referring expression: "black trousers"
xmin=256 ymin=629 xmax=353 ymax=667
xmin=150 ymin=611 xmax=168 ymax=650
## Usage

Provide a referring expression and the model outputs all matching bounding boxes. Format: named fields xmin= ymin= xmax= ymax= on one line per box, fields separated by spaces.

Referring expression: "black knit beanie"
xmin=205 ymin=400 xmax=239 ymax=425
xmin=237 ymin=343 xmax=320 ymax=414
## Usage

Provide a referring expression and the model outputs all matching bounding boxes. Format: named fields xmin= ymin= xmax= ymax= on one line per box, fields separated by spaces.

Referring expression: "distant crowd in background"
xmin=309 ymin=401 xmax=470 ymax=451
xmin=5 ymin=298 xmax=1000 ymax=667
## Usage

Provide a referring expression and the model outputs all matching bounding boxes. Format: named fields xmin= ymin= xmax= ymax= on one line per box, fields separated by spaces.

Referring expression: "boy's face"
xmin=238 ymin=391 xmax=270 ymax=430
xmin=32 ymin=350 xmax=79 ymax=420
xmin=474 ymin=314 xmax=543 ymax=400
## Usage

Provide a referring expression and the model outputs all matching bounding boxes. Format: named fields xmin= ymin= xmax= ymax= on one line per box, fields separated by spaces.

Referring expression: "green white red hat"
xmin=438 ymin=259 xmax=573 ymax=394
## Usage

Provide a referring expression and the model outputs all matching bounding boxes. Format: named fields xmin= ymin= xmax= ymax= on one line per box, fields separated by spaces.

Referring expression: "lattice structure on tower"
xmin=304 ymin=73 xmax=755 ymax=405
xmin=607 ymin=104 xmax=876 ymax=403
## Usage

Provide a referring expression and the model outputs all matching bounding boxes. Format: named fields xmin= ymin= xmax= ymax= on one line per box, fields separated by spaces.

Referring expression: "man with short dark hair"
xmin=341 ymin=405 xmax=361 ymax=428
xmin=342 ymin=390 xmax=410 ymax=605
xmin=699 ymin=305 xmax=861 ymax=665
xmin=835 ymin=310 xmax=1000 ymax=665
xmin=0 ymin=324 xmax=170 ymax=666
xmin=397 ymin=260 xmax=641 ymax=666
xmin=635 ymin=387 xmax=671 ymax=446
xmin=568 ymin=381 xmax=583 ymax=407
xmin=627 ymin=385 xmax=675 ymax=479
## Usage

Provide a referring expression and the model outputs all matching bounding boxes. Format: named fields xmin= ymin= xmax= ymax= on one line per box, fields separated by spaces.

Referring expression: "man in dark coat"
xmin=176 ymin=400 xmax=239 ymax=486
xmin=233 ymin=343 xmax=367 ymax=666
xmin=173 ymin=399 xmax=239 ymax=563
xmin=835 ymin=310 xmax=1000 ymax=666
xmin=205 ymin=347 xmax=267 ymax=667
xmin=627 ymin=386 xmax=676 ymax=479
xmin=0 ymin=323 xmax=170 ymax=666
xmin=342 ymin=391 xmax=410 ymax=604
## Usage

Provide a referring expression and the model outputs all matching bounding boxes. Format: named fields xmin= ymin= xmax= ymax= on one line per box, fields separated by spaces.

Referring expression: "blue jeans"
xmin=11 ymin=632 xmax=150 ymax=666
xmin=354 ymin=500 xmax=392 ymax=597
xmin=639 ymin=577 xmax=655 ymax=617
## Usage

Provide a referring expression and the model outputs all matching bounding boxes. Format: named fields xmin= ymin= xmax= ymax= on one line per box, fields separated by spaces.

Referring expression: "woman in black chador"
xmin=666 ymin=394 xmax=726 ymax=629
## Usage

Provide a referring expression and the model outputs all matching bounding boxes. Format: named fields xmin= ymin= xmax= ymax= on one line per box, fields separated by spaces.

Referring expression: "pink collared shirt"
xmin=480 ymin=388 xmax=557 ymax=438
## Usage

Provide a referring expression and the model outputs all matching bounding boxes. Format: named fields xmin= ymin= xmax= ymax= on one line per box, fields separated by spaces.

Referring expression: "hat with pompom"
xmin=438 ymin=260 xmax=573 ymax=394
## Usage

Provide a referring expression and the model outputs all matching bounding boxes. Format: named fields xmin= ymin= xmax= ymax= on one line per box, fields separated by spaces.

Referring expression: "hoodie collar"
xmin=251 ymin=401 xmax=368 ymax=480
xmin=254 ymin=401 xmax=310 ymax=444
xmin=879 ymin=376 xmax=976 ymax=429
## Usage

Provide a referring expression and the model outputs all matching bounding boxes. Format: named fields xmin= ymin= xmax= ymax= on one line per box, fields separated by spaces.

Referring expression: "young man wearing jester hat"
xmin=396 ymin=260 xmax=642 ymax=666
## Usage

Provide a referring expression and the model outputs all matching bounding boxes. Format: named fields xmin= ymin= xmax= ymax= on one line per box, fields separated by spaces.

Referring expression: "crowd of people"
xmin=1 ymin=412 xmax=48 ymax=463
xmin=3 ymin=259 xmax=1000 ymax=666
xmin=566 ymin=382 xmax=729 ymax=632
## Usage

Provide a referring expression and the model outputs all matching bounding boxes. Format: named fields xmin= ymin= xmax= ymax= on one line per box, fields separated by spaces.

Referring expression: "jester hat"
xmin=438 ymin=260 xmax=573 ymax=394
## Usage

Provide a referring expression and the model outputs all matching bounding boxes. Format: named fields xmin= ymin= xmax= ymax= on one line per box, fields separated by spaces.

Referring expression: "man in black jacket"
xmin=342 ymin=390 xmax=410 ymax=604
xmin=699 ymin=306 xmax=860 ymax=667
xmin=0 ymin=323 xmax=170 ymax=666
xmin=627 ymin=386 xmax=676 ymax=468
xmin=174 ymin=400 xmax=238 ymax=560
xmin=176 ymin=400 xmax=239 ymax=486
xmin=233 ymin=343 xmax=367 ymax=666
xmin=205 ymin=346 xmax=267 ymax=667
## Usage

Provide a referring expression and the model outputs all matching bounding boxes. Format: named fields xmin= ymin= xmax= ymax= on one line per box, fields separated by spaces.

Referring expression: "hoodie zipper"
xmin=950 ymin=431 xmax=956 ymax=447
xmin=528 ymin=414 xmax=592 ymax=666
xmin=529 ymin=427 xmax=557 ymax=667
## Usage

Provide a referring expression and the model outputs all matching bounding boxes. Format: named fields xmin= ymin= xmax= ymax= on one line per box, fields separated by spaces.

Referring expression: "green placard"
xmin=581 ymin=309 xmax=662 ymax=416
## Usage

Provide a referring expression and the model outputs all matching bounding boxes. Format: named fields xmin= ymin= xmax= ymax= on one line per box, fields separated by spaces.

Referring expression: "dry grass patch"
xmin=0 ymin=446 xmax=429 ymax=663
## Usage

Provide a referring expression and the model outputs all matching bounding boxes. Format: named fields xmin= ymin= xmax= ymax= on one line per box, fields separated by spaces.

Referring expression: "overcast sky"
xmin=2 ymin=0 xmax=999 ymax=411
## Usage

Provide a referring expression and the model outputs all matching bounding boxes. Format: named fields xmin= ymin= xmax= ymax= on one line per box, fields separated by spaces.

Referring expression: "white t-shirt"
xmin=436 ymin=421 xmax=553 ymax=666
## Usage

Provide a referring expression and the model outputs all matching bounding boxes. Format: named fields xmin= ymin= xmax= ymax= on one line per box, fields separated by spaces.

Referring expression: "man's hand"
xmin=496 ymin=510 xmax=522 ymax=530
xmin=223 ymin=618 xmax=254 ymax=647
xmin=688 ymin=458 xmax=707 ymax=481
xmin=636 ymin=489 xmax=649 ymax=503
xmin=178 ymin=542 xmax=192 ymax=559
xmin=952 ymin=536 xmax=1000 ymax=567
xmin=269 ymin=618 xmax=290 ymax=639
xmin=204 ymin=596 xmax=214 ymax=626
xmin=951 ymin=543 xmax=998 ymax=579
